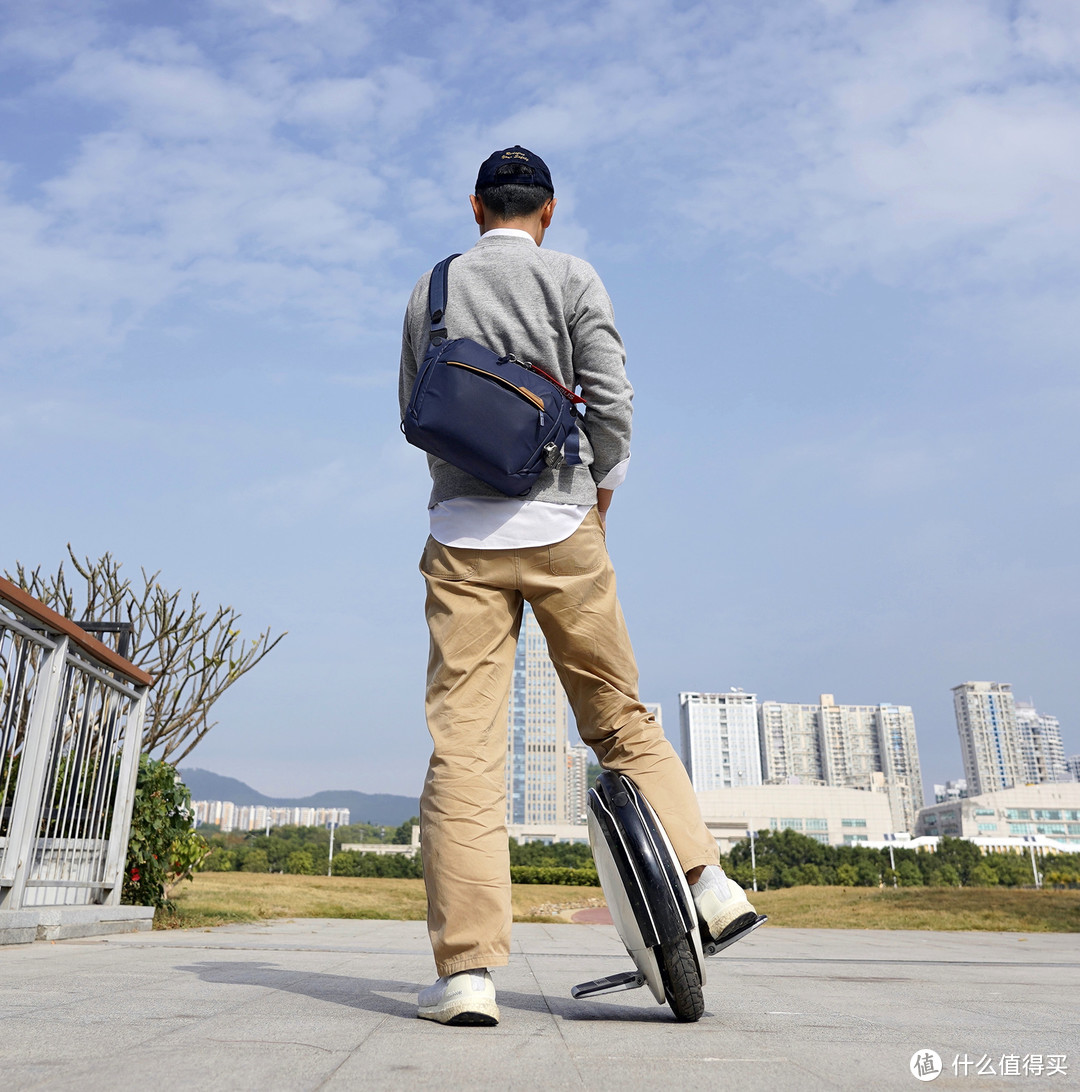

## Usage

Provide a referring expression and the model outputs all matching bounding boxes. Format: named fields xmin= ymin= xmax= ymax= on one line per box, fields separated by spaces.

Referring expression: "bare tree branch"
xmin=6 ymin=547 xmax=285 ymax=762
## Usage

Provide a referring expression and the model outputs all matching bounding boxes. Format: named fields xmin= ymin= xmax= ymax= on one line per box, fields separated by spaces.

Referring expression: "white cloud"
xmin=0 ymin=0 xmax=1076 ymax=369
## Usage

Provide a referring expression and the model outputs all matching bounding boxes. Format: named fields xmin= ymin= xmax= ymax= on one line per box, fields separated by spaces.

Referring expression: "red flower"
xmin=130 ymin=867 xmax=141 ymax=883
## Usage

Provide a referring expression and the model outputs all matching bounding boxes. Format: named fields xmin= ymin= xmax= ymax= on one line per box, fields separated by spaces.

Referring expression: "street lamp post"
xmin=328 ymin=818 xmax=337 ymax=877
xmin=1022 ymin=835 xmax=1041 ymax=889
xmin=883 ymin=833 xmax=898 ymax=887
xmin=746 ymin=829 xmax=758 ymax=893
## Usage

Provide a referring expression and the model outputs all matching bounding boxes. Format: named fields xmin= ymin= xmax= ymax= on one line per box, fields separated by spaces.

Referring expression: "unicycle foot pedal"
xmin=571 ymin=969 xmax=647 ymax=999
xmin=701 ymin=913 xmax=767 ymax=958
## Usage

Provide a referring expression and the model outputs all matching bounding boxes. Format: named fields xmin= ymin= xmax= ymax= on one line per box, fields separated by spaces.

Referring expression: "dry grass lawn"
xmin=159 ymin=872 xmax=601 ymax=929
xmin=751 ymin=884 xmax=1080 ymax=932
xmin=160 ymin=872 xmax=1080 ymax=933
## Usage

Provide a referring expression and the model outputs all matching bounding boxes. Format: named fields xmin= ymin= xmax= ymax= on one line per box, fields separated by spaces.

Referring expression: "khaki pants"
xmin=419 ymin=507 xmax=718 ymax=975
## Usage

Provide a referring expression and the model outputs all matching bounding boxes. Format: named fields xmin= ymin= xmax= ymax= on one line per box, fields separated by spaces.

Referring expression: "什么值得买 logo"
xmin=910 ymin=1050 xmax=942 ymax=1082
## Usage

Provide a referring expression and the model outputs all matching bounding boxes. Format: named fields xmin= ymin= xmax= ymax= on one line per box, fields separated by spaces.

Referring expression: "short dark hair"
xmin=476 ymin=163 xmax=554 ymax=220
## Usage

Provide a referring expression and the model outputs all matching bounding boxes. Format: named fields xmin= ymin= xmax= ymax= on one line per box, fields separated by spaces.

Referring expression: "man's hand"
xmin=597 ymin=488 xmax=613 ymax=530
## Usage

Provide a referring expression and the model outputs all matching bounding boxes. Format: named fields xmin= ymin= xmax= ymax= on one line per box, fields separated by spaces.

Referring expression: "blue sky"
xmin=3 ymin=0 xmax=1078 ymax=801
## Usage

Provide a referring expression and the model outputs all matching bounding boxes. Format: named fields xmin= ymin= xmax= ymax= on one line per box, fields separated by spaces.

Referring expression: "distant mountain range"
xmin=178 ymin=767 xmax=419 ymax=826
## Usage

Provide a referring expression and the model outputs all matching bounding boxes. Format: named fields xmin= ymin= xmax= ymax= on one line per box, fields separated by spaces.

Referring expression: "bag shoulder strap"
xmin=428 ymin=253 xmax=461 ymax=343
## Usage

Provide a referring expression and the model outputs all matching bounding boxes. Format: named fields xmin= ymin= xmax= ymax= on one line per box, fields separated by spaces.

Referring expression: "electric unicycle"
xmin=571 ymin=771 xmax=766 ymax=1022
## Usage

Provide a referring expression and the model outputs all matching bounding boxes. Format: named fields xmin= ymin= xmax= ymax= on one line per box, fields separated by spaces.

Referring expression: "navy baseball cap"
xmin=475 ymin=146 xmax=554 ymax=192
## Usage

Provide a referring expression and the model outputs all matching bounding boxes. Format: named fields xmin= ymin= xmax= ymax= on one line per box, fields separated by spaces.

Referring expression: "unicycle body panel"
xmin=583 ymin=772 xmax=705 ymax=1012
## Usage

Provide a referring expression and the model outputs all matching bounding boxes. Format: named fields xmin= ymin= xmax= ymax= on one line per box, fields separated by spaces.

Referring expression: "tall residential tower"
xmin=1014 ymin=701 xmax=1068 ymax=784
xmin=679 ymin=691 xmax=762 ymax=792
xmin=758 ymin=694 xmax=923 ymax=831
xmin=506 ymin=605 xmax=576 ymax=825
xmin=953 ymin=681 xmax=1025 ymax=796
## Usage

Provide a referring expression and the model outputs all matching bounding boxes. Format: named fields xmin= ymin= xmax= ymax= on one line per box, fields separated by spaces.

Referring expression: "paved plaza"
xmin=1 ymin=919 xmax=1077 ymax=1091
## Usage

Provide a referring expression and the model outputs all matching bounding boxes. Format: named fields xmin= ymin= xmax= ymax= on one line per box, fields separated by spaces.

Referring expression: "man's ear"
xmin=540 ymin=196 xmax=557 ymax=230
xmin=470 ymin=194 xmax=486 ymax=230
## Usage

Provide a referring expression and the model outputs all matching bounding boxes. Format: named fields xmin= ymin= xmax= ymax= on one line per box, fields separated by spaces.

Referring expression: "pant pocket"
xmin=420 ymin=537 xmax=479 ymax=580
xmin=547 ymin=513 xmax=606 ymax=576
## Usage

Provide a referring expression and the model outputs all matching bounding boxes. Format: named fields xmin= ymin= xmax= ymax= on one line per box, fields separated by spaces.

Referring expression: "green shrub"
xmin=285 ymin=850 xmax=317 ymax=875
xmin=835 ymin=863 xmax=859 ymax=886
xmin=926 ymin=863 xmax=961 ymax=887
xmin=202 ymin=846 xmax=236 ymax=871
xmin=330 ymin=851 xmax=424 ymax=878
xmin=968 ymin=862 xmax=999 ymax=887
xmin=988 ymin=853 xmax=1035 ymax=887
xmin=508 ymin=839 xmax=595 ymax=868
xmin=241 ymin=848 xmax=270 ymax=872
xmin=122 ymin=755 xmax=209 ymax=907
xmin=855 ymin=860 xmax=881 ymax=886
xmin=509 ymin=865 xmax=599 ymax=886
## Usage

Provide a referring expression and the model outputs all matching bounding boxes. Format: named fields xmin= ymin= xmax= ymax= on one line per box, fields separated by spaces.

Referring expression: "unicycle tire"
xmin=658 ymin=937 xmax=705 ymax=1022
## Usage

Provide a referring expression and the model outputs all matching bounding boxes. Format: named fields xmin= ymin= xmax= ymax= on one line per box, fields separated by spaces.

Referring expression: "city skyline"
xmin=192 ymin=801 xmax=351 ymax=834
xmin=190 ymin=676 xmax=1074 ymax=807
xmin=681 ymin=690 xmax=923 ymax=829
xmin=5 ymin=1 xmax=1077 ymax=798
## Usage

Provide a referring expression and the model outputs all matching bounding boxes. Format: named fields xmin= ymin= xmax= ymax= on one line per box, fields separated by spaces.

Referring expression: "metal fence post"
xmin=2 ymin=637 xmax=70 ymax=911
xmin=100 ymin=687 xmax=149 ymax=906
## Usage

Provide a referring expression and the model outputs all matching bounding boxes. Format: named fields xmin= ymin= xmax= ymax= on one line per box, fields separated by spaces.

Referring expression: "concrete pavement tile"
xmin=9 ymin=1038 xmax=351 ymax=1092
xmin=0 ymin=1011 xmax=204 ymax=1064
xmin=325 ymin=1020 xmax=589 ymax=1091
xmin=2 ymin=918 xmax=1078 ymax=1091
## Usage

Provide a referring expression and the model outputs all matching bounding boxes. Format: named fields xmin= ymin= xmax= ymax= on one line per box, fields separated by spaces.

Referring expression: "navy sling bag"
xmin=402 ymin=254 xmax=585 ymax=497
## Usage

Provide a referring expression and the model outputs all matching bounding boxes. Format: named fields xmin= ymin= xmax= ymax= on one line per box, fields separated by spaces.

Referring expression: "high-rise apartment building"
xmin=758 ymin=694 xmax=923 ymax=832
xmin=953 ymin=681 xmax=1025 ymax=796
xmin=505 ymin=605 xmax=574 ymax=825
xmin=565 ymin=744 xmax=590 ymax=824
xmin=1014 ymin=701 xmax=1068 ymax=784
xmin=679 ymin=691 xmax=762 ymax=792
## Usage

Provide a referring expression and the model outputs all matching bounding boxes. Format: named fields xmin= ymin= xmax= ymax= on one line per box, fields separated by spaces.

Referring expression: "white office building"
xmin=914 ymin=782 xmax=1080 ymax=848
xmin=679 ymin=691 xmax=762 ymax=792
xmin=953 ymin=681 xmax=1025 ymax=795
xmin=696 ymin=781 xmax=902 ymax=852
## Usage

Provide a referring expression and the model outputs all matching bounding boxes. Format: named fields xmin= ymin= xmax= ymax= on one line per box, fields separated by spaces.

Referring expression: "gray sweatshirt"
xmin=399 ymin=233 xmax=632 ymax=507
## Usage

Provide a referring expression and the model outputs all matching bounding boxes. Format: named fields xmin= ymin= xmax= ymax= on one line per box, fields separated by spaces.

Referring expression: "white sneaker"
xmin=417 ymin=969 xmax=499 ymax=1026
xmin=690 ymin=866 xmax=757 ymax=941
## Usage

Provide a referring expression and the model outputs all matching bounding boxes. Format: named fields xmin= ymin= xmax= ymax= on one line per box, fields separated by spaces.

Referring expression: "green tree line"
xmin=200 ymin=818 xmax=420 ymax=876
xmin=190 ymin=815 xmax=1080 ymax=890
xmin=198 ymin=824 xmax=602 ymax=881
xmin=727 ymin=829 xmax=1080 ymax=889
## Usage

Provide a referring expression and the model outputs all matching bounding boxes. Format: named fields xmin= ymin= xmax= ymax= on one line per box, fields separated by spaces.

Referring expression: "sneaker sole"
xmin=445 ymin=1010 xmax=498 ymax=1027
xmin=702 ymin=902 xmax=758 ymax=942
xmin=417 ymin=1000 xmax=500 ymax=1027
xmin=716 ymin=909 xmax=759 ymax=942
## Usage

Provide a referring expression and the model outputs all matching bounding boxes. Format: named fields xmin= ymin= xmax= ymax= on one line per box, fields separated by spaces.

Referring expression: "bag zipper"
xmin=446 ymin=359 xmax=547 ymax=411
xmin=502 ymin=354 xmax=587 ymax=406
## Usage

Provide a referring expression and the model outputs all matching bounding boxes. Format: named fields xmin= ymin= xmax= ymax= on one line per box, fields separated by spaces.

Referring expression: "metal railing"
xmin=0 ymin=577 xmax=151 ymax=910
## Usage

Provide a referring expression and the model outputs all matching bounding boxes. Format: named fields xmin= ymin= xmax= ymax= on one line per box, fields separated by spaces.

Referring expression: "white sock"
xmin=690 ymin=865 xmax=732 ymax=902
